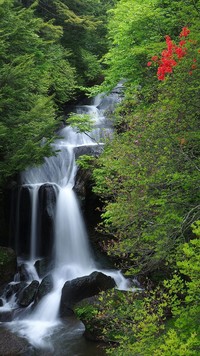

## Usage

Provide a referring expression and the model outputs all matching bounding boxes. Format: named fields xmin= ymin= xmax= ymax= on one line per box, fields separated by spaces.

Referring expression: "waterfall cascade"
xmin=0 ymin=87 xmax=136 ymax=353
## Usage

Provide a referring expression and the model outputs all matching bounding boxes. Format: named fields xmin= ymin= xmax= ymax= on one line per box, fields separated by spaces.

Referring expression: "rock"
xmin=74 ymin=167 xmax=92 ymax=199
xmin=0 ymin=310 xmax=14 ymax=322
xmin=17 ymin=263 xmax=30 ymax=282
xmin=0 ymin=326 xmax=30 ymax=355
xmin=60 ymin=271 xmax=116 ymax=317
xmin=34 ymin=258 xmax=54 ymax=279
xmin=18 ymin=280 xmax=39 ymax=307
xmin=0 ymin=247 xmax=17 ymax=287
xmin=75 ymin=289 xmax=127 ymax=343
xmin=16 ymin=186 xmax=32 ymax=255
xmin=0 ymin=298 xmax=3 ymax=307
xmin=34 ymin=274 xmax=54 ymax=305
xmin=74 ymin=145 xmax=103 ymax=160
xmin=38 ymin=184 xmax=57 ymax=257
xmin=5 ymin=282 xmax=27 ymax=300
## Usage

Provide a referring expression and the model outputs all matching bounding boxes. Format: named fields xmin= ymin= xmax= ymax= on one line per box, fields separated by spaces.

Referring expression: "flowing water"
xmin=0 ymin=87 xmax=135 ymax=354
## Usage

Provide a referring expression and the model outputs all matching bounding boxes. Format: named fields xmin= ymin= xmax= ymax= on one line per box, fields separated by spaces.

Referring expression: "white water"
xmin=1 ymin=90 xmax=135 ymax=351
xmin=55 ymin=186 xmax=95 ymax=272
xmin=30 ymin=186 xmax=39 ymax=261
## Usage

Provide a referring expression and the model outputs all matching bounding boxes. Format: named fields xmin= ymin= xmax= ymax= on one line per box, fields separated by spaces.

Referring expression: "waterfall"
xmin=30 ymin=185 xmax=39 ymax=261
xmin=55 ymin=187 xmax=94 ymax=273
xmin=1 ymin=89 xmax=133 ymax=351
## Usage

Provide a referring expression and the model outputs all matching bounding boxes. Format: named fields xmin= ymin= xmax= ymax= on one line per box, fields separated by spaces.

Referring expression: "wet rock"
xmin=18 ymin=280 xmax=39 ymax=307
xmin=34 ymin=274 xmax=54 ymax=305
xmin=74 ymin=167 xmax=92 ymax=199
xmin=17 ymin=186 xmax=32 ymax=255
xmin=0 ymin=326 xmax=30 ymax=355
xmin=0 ymin=310 xmax=14 ymax=322
xmin=34 ymin=257 xmax=54 ymax=278
xmin=38 ymin=184 xmax=57 ymax=257
xmin=0 ymin=298 xmax=3 ymax=307
xmin=74 ymin=145 xmax=103 ymax=160
xmin=60 ymin=271 xmax=116 ymax=317
xmin=5 ymin=282 xmax=27 ymax=300
xmin=0 ymin=247 xmax=17 ymax=286
xmin=18 ymin=263 xmax=30 ymax=282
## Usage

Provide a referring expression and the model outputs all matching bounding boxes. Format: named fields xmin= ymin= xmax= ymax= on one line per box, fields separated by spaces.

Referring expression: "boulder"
xmin=0 ymin=326 xmax=30 ymax=355
xmin=5 ymin=282 xmax=27 ymax=300
xmin=34 ymin=258 xmax=54 ymax=279
xmin=0 ymin=310 xmax=14 ymax=322
xmin=17 ymin=263 xmax=30 ymax=282
xmin=74 ymin=145 xmax=103 ymax=160
xmin=18 ymin=280 xmax=39 ymax=307
xmin=0 ymin=247 xmax=17 ymax=287
xmin=74 ymin=167 xmax=92 ymax=199
xmin=60 ymin=271 xmax=116 ymax=317
xmin=34 ymin=274 xmax=54 ymax=305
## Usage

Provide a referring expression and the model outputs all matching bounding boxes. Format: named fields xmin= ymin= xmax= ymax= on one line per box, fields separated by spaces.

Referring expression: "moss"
xmin=0 ymin=247 xmax=17 ymax=286
xmin=0 ymin=249 xmax=12 ymax=264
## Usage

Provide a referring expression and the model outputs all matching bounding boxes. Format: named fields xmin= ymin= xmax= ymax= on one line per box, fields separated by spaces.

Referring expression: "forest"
xmin=0 ymin=0 xmax=199 ymax=355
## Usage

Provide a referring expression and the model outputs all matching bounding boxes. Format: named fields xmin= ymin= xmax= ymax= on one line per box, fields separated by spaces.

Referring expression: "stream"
xmin=0 ymin=86 xmax=132 ymax=355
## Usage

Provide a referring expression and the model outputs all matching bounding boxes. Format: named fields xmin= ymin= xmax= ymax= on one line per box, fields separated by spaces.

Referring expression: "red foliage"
xmin=147 ymin=27 xmax=198 ymax=80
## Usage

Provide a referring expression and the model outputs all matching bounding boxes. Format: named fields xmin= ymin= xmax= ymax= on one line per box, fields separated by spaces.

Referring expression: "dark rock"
xmin=74 ymin=145 xmax=103 ymax=160
xmin=18 ymin=263 xmax=30 ymax=282
xmin=34 ymin=274 xmax=54 ymax=305
xmin=74 ymin=167 xmax=92 ymax=199
xmin=5 ymin=282 xmax=27 ymax=300
xmin=38 ymin=184 xmax=57 ymax=257
xmin=0 ymin=310 xmax=14 ymax=322
xmin=16 ymin=186 xmax=32 ymax=255
xmin=34 ymin=258 xmax=54 ymax=279
xmin=60 ymin=271 xmax=116 ymax=317
xmin=0 ymin=298 xmax=3 ymax=306
xmin=18 ymin=280 xmax=39 ymax=307
xmin=0 ymin=247 xmax=17 ymax=286
xmin=0 ymin=326 xmax=30 ymax=355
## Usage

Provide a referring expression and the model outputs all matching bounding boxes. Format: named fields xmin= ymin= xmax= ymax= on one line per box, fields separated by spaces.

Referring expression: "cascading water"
xmin=1 ymin=87 xmax=136 ymax=354
xmin=30 ymin=186 xmax=39 ymax=261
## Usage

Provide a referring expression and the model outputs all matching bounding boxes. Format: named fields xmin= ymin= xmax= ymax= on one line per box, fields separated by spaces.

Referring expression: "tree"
xmin=0 ymin=0 xmax=76 ymax=184
xmin=93 ymin=24 xmax=200 ymax=275
xmin=22 ymin=0 xmax=116 ymax=85
xmin=101 ymin=0 xmax=200 ymax=91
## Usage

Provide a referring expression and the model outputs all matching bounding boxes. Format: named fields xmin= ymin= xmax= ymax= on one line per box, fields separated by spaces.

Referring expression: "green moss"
xmin=0 ymin=249 xmax=12 ymax=265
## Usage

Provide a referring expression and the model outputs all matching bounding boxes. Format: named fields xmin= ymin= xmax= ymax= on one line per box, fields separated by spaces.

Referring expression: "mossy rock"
xmin=0 ymin=247 xmax=17 ymax=287
xmin=74 ymin=291 xmax=122 ymax=344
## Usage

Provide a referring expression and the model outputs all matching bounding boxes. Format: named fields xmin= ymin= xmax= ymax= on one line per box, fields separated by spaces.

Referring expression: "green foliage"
xmin=67 ymin=113 xmax=93 ymax=133
xmin=0 ymin=0 xmax=116 ymax=186
xmin=76 ymin=155 xmax=95 ymax=169
xmin=93 ymin=24 xmax=200 ymax=275
xmin=0 ymin=0 xmax=78 ymax=184
xmin=85 ymin=229 xmax=199 ymax=355
xmin=90 ymin=2 xmax=200 ymax=354
xmin=101 ymin=0 xmax=200 ymax=91
xmin=75 ymin=303 xmax=99 ymax=321
xmin=30 ymin=0 xmax=115 ymax=85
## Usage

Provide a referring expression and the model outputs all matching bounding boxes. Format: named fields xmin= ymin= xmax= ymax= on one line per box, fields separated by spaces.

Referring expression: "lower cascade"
xmin=0 ymin=90 xmax=137 ymax=353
